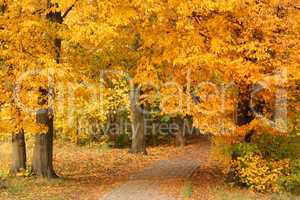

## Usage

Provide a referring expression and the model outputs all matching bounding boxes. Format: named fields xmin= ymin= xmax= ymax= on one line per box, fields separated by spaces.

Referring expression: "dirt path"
xmin=100 ymin=141 xmax=208 ymax=200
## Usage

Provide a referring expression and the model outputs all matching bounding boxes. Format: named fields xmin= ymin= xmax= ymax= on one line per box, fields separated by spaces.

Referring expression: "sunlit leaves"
xmin=0 ymin=0 xmax=299 ymax=139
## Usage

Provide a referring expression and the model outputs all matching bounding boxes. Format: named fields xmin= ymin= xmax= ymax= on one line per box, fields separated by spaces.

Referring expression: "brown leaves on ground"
xmin=158 ymin=139 xmax=294 ymax=200
xmin=159 ymin=138 xmax=223 ymax=200
xmin=0 ymin=140 xmax=200 ymax=200
xmin=1 ymin=138 xmax=294 ymax=200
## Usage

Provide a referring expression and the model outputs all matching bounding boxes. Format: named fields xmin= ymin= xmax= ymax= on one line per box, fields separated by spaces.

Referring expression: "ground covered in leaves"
xmin=157 ymin=139 xmax=300 ymax=200
xmin=0 ymin=138 xmax=299 ymax=200
xmin=0 ymin=138 xmax=200 ymax=200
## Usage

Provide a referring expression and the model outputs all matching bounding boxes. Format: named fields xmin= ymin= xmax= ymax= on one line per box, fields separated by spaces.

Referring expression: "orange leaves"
xmin=129 ymin=0 xmax=300 ymax=137
xmin=0 ymin=0 xmax=299 ymax=138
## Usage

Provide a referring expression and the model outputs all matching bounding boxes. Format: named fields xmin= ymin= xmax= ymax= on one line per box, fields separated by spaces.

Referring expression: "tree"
xmin=0 ymin=0 xmax=153 ymax=177
xmin=10 ymin=129 xmax=26 ymax=175
xmin=0 ymin=0 xmax=28 ymax=175
xmin=129 ymin=82 xmax=146 ymax=154
xmin=31 ymin=0 xmax=71 ymax=178
xmin=76 ymin=0 xmax=300 ymax=151
xmin=130 ymin=0 xmax=300 ymax=139
xmin=0 ymin=0 xmax=80 ymax=178
xmin=1 ymin=0 xmax=299 ymax=175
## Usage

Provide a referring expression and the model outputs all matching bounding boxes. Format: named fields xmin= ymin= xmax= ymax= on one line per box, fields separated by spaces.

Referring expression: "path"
xmin=100 ymin=145 xmax=204 ymax=200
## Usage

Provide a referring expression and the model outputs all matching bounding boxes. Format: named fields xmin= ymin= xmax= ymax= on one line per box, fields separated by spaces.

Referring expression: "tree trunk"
xmin=175 ymin=117 xmax=186 ymax=147
xmin=175 ymin=130 xmax=186 ymax=147
xmin=10 ymin=130 xmax=26 ymax=175
xmin=236 ymin=93 xmax=254 ymax=126
xmin=235 ymin=87 xmax=257 ymax=143
xmin=129 ymin=85 xmax=147 ymax=154
xmin=32 ymin=109 xmax=57 ymax=178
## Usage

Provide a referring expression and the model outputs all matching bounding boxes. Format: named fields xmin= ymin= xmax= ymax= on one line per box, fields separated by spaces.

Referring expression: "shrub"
xmin=278 ymin=159 xmax=300 ymax=193
xmin=213 ymin=134 xmax=300 ymax=193
xmin=211 ymin=136 xmax=236 ymax=174
xmin=231 ymin=143 xmax=260 ymax=157
xmin=231 ymin=153 xmax=289 ymax=192
xmin=252 ymin=134 xmax=300 ymax=160
xmin=114 ymin=134 xmax=130 ymax=148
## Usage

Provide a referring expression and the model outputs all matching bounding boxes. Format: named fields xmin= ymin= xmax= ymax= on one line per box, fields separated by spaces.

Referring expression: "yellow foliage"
xmin=211 ymin=136 xmax=237 ymax=174
xmin=1 ymin=0 xmax=300 ymax=141
xmin=232 ymin=153 xmax=289 ymax=192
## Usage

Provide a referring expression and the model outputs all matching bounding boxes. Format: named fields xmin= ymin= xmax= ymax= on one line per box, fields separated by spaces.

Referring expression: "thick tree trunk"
xmin=129 ymin=85 xmax=147 ymax=154
xmin=32 ymin=109 xmax=57 ymax=178
xmin=10 ymin=130 xmax=26 ymax=175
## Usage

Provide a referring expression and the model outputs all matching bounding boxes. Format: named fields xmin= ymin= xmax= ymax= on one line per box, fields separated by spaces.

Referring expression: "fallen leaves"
xmin=0 ymin=139 xmax=199 ymax=200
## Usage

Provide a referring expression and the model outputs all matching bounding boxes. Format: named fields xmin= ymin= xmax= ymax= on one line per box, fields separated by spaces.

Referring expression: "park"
xmin=0 ymin=0 xmax=300 ymax=199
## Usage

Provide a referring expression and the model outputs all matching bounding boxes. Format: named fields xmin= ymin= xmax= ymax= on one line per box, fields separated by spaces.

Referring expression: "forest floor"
xmin=0 ymin=137 xmax=298 ymax=200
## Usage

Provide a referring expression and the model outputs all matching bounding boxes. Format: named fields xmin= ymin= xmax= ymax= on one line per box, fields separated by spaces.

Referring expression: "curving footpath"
xmin=100 ymin=153 xmax=200 ymax=200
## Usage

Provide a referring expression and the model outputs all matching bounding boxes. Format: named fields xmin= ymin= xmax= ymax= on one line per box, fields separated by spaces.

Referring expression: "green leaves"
xmin=231 ymin=143 xmax=260 ymax=157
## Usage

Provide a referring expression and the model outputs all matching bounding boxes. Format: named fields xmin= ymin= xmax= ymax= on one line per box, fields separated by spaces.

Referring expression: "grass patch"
xmin=0 ymin=168 xmax=9 ymax=178
xmin=99 ymin=142 xmax=113 ymax=151
xmin=182 ymin=181 xmax=193 ymax=198
xmin=6 ymin=180 xmax=25 ymax=195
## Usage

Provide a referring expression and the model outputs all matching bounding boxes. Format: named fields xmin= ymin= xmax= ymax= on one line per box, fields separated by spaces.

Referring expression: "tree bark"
xmin=10 ymin=130 xmax=26 ymax=175
xmin=175 ymin=117 xmax=186 ymax=147
xmin=236 ymin=93 xmax=254 ymax=127
xmin=32 ymin=109 xmax=57 ymax=178
xmin=129 ymin=85 xmax=147 ymax=154
xmin=175 ymin=130 xmax=186 ymax=147
xmin=235 ymin=87 xmax=257 ymax=143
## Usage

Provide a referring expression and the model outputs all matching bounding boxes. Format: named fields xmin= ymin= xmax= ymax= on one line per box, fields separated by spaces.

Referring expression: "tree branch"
xmin=62 ymin=0 xmax=78 ymax=19
xmin=0 ymin=1 xmax=7 ymax=14
xmin=32 ymin=8 xmax=45 ymax=16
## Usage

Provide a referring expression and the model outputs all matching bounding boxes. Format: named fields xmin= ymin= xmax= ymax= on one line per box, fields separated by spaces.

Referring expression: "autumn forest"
xmin=0 ymin=0 xmax=300 ymax=199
